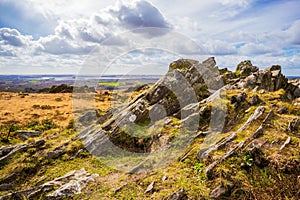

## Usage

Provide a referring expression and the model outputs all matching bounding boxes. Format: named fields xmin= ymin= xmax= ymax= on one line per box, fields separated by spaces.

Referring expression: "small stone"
xmin=287 ymin=118 xmax=299 ymax=132
xmin=162 ymin=175 xmax=168 ymax=182
xmin=277 ymin=106 xmax=288 ymax=114
xmin=230 ymin=96 xmax=237 ymax=104
xmin=250 ymin=95 xmax=260 ymax=106
xmin=17 ymin=130 xmax=42 ymax=141
xmin=245 ymin=108 xmax=251 ymax=113
xmin=210 ymin=182 xmax=234 ymax=199
xmin=145 ymin=181 xmax=155 ymax=193
xmin=259 ymin=90 xmax=266 ymax=94
xmin=236 ymin=92 xmax=247 ymax=103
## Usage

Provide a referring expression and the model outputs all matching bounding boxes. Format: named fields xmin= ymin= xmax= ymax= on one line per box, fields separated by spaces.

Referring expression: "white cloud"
xmin=36 ymin=35 xmax=94 ymax=55
xmin=284 ymin=19 xmax=300 ymax=45
xmin=0 ymin=46 xmax=15 ymax=57
xmin=239 ymin=43 xmax=272 ymax=55
xmin=203 ymin=40 xmax=237 ymax=55
xmin=111 ymin=0 xmax=170 ymax=29
xmin=0 ymin=28 xmax=32 ymax=47
xmin=32 ymin=0 xmax=171 ymax=55
xmin=0 ymin=0 xmax=300 ymax=75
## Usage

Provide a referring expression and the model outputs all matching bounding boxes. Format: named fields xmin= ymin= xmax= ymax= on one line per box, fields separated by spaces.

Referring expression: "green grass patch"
xmin=98 ymin=81 xmax=126 ymax=87
xmin=28 ymin=80 xmax=39 ymax=83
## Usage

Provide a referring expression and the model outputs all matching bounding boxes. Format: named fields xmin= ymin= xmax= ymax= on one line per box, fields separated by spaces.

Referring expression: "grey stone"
xmin=236 ymin=60 xmax=258 ymax=77
xmin=250 ymin=95 xmax=260 ymax=106
xmin=277 ymin=106 xmax=288 ymax=114
xmin=145 ymin=181 xmax=155 ymax=193
xmin=164 ymin=188 xmax=188 ymax=200
xmin=210 ymin=182 xmax=233 ymax=199
xmin=17 ymin=130 xmax=41 ymax=141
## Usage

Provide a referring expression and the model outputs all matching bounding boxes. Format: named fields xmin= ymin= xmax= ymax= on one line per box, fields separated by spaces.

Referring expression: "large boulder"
xmin=239 ymin=65 xmax=288 ymax=91
xmin=236 ymin=60 xmax=258 ymax=77
xmin=232 ymin=64 xmax=299 ymax=99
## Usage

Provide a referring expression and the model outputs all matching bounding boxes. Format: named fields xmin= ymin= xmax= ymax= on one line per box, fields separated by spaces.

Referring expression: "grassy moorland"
xmin=0 ymin=59 xmax=299 ymax=199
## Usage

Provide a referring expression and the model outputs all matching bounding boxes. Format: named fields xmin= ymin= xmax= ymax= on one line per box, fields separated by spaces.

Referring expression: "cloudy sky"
xmin=0 ymin=0 xmax=299 ymax=75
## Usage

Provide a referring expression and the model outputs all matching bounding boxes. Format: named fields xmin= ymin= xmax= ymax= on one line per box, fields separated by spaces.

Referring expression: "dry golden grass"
xmin=0 ymin=91 xmax=112 ymax=127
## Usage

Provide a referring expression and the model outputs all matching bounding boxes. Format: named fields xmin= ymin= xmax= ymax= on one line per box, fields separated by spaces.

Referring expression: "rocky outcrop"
xmin=0 ymin=140 xmax=45 ymax=163
xmin=227 ymin=64 xmax=300 ymax=100
xmin=46 ymin=168 xmax=98 ymax=198
xmin=236 ymin=60 xmax=258 ymax=77
xmin=0 ymin=168 xmax=98 ymax=200
xmin=235 ymin=65 xmax=287 ymax=91
xmin=78 ymin=57 xmax=223 ymax=165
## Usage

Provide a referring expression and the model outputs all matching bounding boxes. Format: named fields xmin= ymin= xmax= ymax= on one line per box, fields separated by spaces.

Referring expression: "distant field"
xmin=28 ymin=80 xmax=39 ymax=83
xmin=98 ymin=81 xmax=123 ymax=87
xmin=98 ymin=80 xmax=143 ymax=88
xmin=0 ymin=91 xmax=112 ymax=128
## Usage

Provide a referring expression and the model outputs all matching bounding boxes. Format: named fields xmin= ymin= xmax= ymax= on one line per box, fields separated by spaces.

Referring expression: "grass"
xmin=98 ymin=81 xmax=126 ymax=88
xmin=28 ymin=80 xmax=39 ymax=84
xmin=0 ymin=87 xmax=299 ymax=199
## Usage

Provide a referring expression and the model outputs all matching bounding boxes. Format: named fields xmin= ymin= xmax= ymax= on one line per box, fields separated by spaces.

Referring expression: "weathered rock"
xmin=164 ymin=188 xmax=188 ymax=200
xmin=229 ymin=64 xmax=300 ymax=99
xmin=237 ymin=106 xmax=265 ymax=132
xmin=0 ymin=168 xmax=98 ymax=199
xmin=17 ymin=130 xmax=41 ymax=141
xmin=250 ymin=94 xmax=260 ymax=106
xmin=47 ymin=141 xmax=69 ymax=160
xmin=262 ymin=110 xmax=274 ymax=124
xmin=81 ymin=58 xmax=222 ymax=158
xmin=96 ymin=108 xmax=114 ymax=125
xmin=198 ymin=132 xmax=237 ymax=159
xmin=210 ymin=182 xmax=234 ymax=199
xmin=0 ymin=140 xmax=45 ymax=163
xmin=126 ymin=84 xmax=150 ymax=92
xmin=277 ymin=106 xmax=288 ymax=114
xmin=205 ymin=125 xmax=264 ymax=178
xmin=279 ymin=136 xmax=291 ymax=151
xmin=287 ymin=118 xmax=299 ymax=133
xmin=77 ymin=110 xmax=98 ymax=126
xmin=0 ymin=144 xmax=28 ymax=163
xmin=46 ymin=169 xmax=98 ymax=198
xmin=236 ymin=92 xmax=247 ymax=103
xmin=236 ymin=60 xmax=258 ymax=77
xmin=258 ymin=65 xmax=287 ymax=92
xmin=145 ymin=181 xmax=155 ymax=193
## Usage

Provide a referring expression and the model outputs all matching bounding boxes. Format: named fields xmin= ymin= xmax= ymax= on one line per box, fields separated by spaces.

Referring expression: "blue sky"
xmin=0 ymin=0 xmax=299 ymax=75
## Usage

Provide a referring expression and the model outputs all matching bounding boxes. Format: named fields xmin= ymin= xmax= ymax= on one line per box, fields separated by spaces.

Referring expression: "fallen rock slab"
xmin=0 ymin=168 xmax=98 ymax=200
xmin=17 ymin=130 xmax=41 ymax=141
xmin=237 ymin=106 xmax=265 ymax=132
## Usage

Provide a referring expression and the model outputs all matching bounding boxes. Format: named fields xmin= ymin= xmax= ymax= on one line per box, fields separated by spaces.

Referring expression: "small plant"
xmin=0 ymin=120 xmax=20 ymax=141
xmin=193 ymin=162 xmax=206 ymax=181
xmin=243 ymin=152 xmax=254 ymax=167
xmin=26 ymin=119 xmax=58 ymax=131
xmin=193 ymin=162 xmax=204 ymax=173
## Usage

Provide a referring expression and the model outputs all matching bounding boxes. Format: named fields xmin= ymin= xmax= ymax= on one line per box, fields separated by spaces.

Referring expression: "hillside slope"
xmin=0 ymin=58 xmax=299 ymax=199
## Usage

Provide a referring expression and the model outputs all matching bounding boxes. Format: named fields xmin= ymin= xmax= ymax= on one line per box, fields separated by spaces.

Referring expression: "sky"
xmin=0 ymin=0 xmax=299 ymax=75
